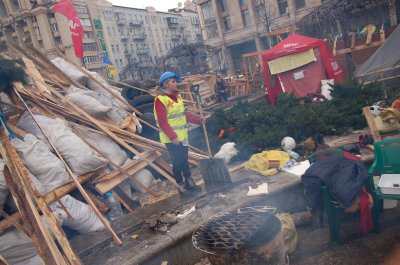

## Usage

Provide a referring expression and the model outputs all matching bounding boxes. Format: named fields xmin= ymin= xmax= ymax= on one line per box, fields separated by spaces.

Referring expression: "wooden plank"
xmin=95 ymin=153 xmax=160 ymax=194
xmin=21 ymin=57 xmax=53 ymax=98
xmin=0 ymin=212 xmax=22 ymax=235
xmin=335 ymin=40 xmax=384 ymax=55
xmin=140 ymin=190 xmax=178 ymax=208
xmin=362 ymin=106 xmax=382 ymax=141
xmin=43 ymin=171 xmax=97 ymax=204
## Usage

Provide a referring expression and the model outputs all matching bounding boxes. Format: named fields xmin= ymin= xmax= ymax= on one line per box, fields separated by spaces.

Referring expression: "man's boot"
xmin=185 ymin=178 xmax=201 ymax=191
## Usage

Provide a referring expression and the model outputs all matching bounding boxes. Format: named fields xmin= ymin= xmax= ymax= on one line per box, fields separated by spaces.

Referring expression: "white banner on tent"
xmin=268 ymin=49 xmax=316 ymax=75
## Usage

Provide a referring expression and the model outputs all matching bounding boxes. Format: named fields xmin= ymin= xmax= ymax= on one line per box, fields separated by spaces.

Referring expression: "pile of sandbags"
xmin=17 ymin=115 xmax=106 ymax=176
xmin=50 ymin=57 xmax=138 ymax=128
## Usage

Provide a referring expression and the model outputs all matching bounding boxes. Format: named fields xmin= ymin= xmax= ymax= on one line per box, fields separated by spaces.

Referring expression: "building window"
xmin=217 ymin=0 xmax=227 ymax=12
xmin=103 ymin=11 xmax=113 ymax=21
xmin=255 ymin=4 xmax=266 ymax=24
xmin=277 ymin=0 xmax=288 ymax=15
xmin=83 ymin=43 xmax=98 ymax=51
xmin=74 ymin=5 xmax=87 ymax=14
xmin=116 ymin=44 xmax=119 ymax=52
xmin=50 ymin=23 xmax=58 ymax=32
xmin=201 ymin=1 xmax=218 ymax=39
xmin=295 ymin=0 xmax=305 ymax=10
xmin=80 ymin=18 xmax=91 ymax=27
xmin=222 ymin=16 xmax=232 ymax=32
xmin=239 ymin=0 xmax=247 ymax=6
xmin=111 ymin=44 xmax=115 ymax=52
xmin=201 ymin=1 xmax=215 ymax=20
xmin=241 ymin=9 xmax=251 ymax=27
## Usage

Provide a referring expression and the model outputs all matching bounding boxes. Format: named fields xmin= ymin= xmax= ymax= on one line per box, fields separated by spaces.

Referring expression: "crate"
xmin=378 ymin=174 xmax=400 ymax=195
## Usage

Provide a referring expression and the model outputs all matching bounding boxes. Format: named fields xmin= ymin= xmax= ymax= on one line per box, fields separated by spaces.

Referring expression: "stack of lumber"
xmin=0 ymin=44 xmax=208 ymax=264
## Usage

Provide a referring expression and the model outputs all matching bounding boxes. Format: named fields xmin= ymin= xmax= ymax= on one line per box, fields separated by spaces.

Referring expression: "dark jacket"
xmin=301 ymin=156 xmax=368 ymax=209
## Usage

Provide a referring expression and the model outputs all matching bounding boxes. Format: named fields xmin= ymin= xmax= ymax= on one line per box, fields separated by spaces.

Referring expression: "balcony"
xmin=132 ymin=33 xmax=146 ymax=41
xmin=121 ymin=34 xmax=129 ymax=41
xmin=116 ymin=17 xmax=126 ymax=26
xmin=124 ymin=49 xmax=133 ymax=56
xmin=129 ymin=20 xmax=143 ymax=27
xmin=171 ymin=34 xmax=181 ymax=41
xmin=137 ymin=48 xmax=150 ymax=55
xmin=166 ymin=17 xmax=179 ymax=28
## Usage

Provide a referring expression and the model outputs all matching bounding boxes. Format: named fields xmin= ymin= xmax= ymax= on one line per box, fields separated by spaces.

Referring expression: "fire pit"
xmin=192 ymin=206 xmax=287 ymax=265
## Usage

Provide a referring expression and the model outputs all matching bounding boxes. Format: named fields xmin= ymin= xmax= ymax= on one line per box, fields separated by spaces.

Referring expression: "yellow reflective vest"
xmin=154 ymin=95 xmax=188 ymax=143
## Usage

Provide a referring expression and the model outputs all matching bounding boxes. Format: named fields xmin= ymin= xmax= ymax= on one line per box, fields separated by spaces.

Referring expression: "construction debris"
xmin=0 ymin=44 xmax=209 ymax=265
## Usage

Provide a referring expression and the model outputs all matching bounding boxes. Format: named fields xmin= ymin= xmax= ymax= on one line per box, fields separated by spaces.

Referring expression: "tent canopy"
xmin=355 ymin=25 xmax=400 ymax=82
xmin=262 ymin=34 xmax=344 ymax=104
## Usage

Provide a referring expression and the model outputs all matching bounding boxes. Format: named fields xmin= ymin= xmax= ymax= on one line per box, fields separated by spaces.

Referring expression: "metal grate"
xmin=192 ymin=206 xmax=276 ymax=255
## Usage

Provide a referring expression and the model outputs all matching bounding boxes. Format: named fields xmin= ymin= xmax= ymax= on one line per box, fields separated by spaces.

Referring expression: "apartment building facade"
xmin=0 ymin=0 xmax=202 ymax=80
xmin=0 ymin=0 xmax=106 ymax=74
xmin=194 ymin=0 xmax=326 ymax=75
xmin=105 ymin=4 xmax=202 ymax=80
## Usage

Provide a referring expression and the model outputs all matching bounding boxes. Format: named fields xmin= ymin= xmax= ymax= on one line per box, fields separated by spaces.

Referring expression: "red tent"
xmin=262 ymin=34 xmax=344 ymax=104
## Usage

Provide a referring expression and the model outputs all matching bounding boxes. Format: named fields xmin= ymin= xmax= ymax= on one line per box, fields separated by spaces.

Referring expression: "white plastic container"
xmin=378 ymin=174 xmax=400 ymax=195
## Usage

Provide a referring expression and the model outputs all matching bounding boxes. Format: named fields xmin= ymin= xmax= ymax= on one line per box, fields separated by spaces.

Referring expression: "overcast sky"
xmin=109 ymin=0 xmax=183 ymax=11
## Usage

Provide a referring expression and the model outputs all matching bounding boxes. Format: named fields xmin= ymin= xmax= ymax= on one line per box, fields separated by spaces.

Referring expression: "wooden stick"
xmin=196 ymin=95 xmax=212 ymax=157
xmin=0 ymin=208 xmax=28 ymax=235
xmin=13 ymin=87 xmax=123 ymax=245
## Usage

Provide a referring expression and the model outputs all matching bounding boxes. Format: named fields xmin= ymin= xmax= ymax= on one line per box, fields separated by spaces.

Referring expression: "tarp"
xmin=262 ymin=34 xmax=344 ymax=104
xmin=354 ymin=25 xmax=400 ymax=82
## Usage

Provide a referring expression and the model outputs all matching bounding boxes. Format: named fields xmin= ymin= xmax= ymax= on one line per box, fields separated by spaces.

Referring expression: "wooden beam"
xmin=335 ymin=40 xmax=384 ymax=55
xmin=362 ymin=106 xmax=382 ymax=142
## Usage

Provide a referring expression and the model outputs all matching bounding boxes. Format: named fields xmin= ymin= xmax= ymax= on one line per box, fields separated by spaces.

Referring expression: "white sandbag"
xmin=14 ymin=254 xmax=42 ymax=265
xmin=127 ymin=168 xmax=154 ymax=193
xmin=51 ymin=57 xmax=87 ymax=85
xmin=50 ymin=195 xmax=105 ymax=234
xmin=16 ymin=112 xmax=55 ymax=143
xmin=0 ymin=228 xmax=40 ymax=264
xmin=0 ymin=158 xmax=8 ymax=209
xmin=74 ymin=127 xmax=128 ymax=167
xmin=41 ymin=118 xmax=106 ymax=175
xmin=86 ymin=72 xmax=130 ymax=112
xmin=106 ymin=108 xmax=125 ymax=126
xmin=321 ymin=79 xmax=334 ymax=100
xmin=214 ymin=142 xmax=239 ymax=164
xmin=118 ymin=180 xmax=132 ymax=199
xmin=11 ymin=135 xmax=70 ymax=194
xmin=65 ymin=86 xmax=112 ymax=117
xmin=86 ymin=71 xmax=112 ymax=93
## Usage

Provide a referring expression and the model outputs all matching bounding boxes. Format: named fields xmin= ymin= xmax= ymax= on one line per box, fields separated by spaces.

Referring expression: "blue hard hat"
xmin=159 ymin=72 xmax=181 ymax=87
